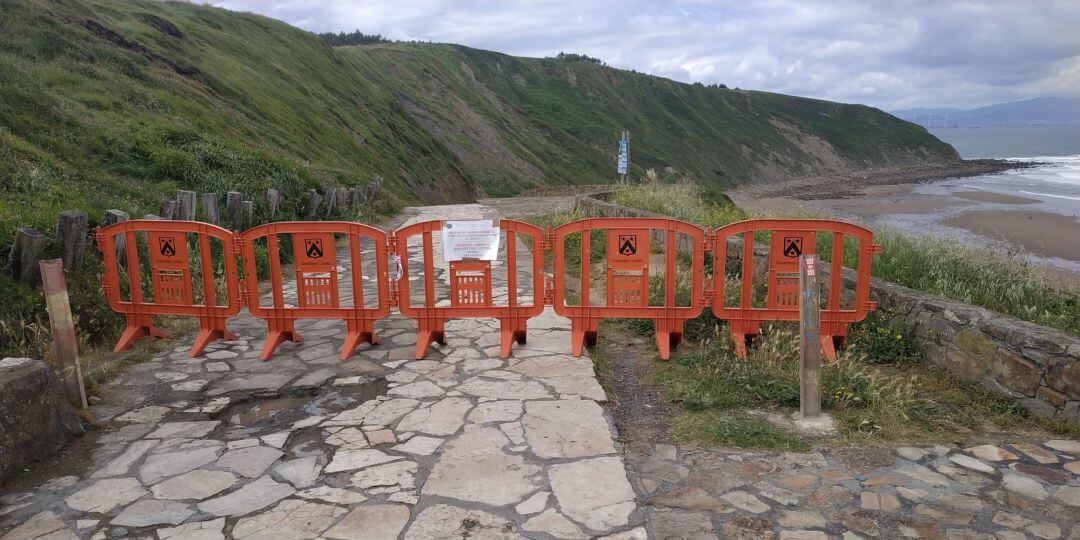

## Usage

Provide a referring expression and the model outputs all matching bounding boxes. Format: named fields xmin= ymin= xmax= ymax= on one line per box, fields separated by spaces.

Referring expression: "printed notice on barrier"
xmin=442 ymin=220 xmax=500 ymax=262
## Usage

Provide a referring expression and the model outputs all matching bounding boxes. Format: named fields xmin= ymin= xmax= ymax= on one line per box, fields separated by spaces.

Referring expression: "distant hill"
xmin=0 ymin=0 xmax=958 ymax=252
xmin=891 ymin=97 xmax=1080 ymax=127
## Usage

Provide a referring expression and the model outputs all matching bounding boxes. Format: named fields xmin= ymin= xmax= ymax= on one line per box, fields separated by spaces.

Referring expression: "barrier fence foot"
xmin=260 ymin=330 xmax=302 ymax=361
xmin=731 ymin=330 xmax=749 ymax=359
xmin=189 ymin=327 xmax=239 ymax=358
xmin=114 ymin=323 xmax=165 ymax=352
xmin=655 ymin=331 xmax=683 ymax=361
xmin=415 ymin=319 xmax=446 ymax=359
xmin=570 ymin=320 xmax=599 ymax=357
xmin=341 ymin=330 xmax=377 ymax=361
xmin=820 ymin=334 xmax=839 ymax=362
xmin=498 ymin=319 xmax=528 ymax=358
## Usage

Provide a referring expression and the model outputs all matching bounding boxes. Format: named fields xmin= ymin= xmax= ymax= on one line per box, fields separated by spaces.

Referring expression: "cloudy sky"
xmin=213 ymin=0 xmax=1080 ymax=110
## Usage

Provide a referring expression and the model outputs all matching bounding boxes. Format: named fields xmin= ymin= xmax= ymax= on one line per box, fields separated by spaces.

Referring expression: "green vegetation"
xmin=611 ymin=183 xmax=1080 ymax=333
xmin=0 ymin=0 xmax=955 ymax=358
xmin=611 ymin=181 xmax=747 ymax=227
xmin=658 ymin=326 xmax=1078 ymax=449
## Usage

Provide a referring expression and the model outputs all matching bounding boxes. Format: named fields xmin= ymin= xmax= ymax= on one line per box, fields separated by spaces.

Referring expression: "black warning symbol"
xmin=158 ymin=237 xmax=176 ymax=257
xmin=618 ymin=235 xmax=637 ymax=256
xmin=304 ymin=238 xmax=324 ymax=259
xmin=782 ymin=236 xmax=803 ymax=258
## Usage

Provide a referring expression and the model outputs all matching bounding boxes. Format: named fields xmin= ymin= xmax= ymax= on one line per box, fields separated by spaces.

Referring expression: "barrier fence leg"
xmin=820 ymin=334 xmax=838 ymax=362
xmin=261 ymin=319 xmax=302 ymax=361
xmin=654 ymin=319 xmax=685 ymax=361
xmin=415 ymin=318 xmax=446 ymax=359
xmin=570 ymin=318 xmax=598 ymax=357
xmin=498 ymin=317 xmax=527 ymax=358
xmin=342 ymin=319 xmax=378 ymax=360
xmin=115 ymin=313 xmax=166 ymax=352
xmin=190 ymin=316 xmax=239 ymax=358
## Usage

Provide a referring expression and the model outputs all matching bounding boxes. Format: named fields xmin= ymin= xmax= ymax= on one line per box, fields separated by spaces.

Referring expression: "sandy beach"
xmin=727 ymin=159 xmax=1080 ymax=288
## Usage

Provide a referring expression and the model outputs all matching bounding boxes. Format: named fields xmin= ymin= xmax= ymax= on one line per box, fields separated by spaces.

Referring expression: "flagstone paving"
xmin=1 ymin=202 xmax=1079 ymax=539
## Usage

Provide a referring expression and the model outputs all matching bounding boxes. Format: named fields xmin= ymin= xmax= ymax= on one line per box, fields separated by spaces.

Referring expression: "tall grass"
xmin=612 ymin=183 xmax=1080 ymax=334
xmin=658 ymin=328 xmax=1078 ymax=446
xmin=612 ymin=181 xmax=747 ymax=227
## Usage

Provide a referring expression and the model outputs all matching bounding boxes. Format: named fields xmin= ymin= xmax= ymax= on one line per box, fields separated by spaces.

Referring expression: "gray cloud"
xmin=212 ymin=0 xmax=1080 ymax=109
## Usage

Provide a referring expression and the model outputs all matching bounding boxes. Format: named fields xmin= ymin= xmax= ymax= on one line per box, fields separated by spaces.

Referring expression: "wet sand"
xmin=952 ymin=191 xmax=1040 ymax=205
xmin=943 ymin=209 xmax=1080 ymax=262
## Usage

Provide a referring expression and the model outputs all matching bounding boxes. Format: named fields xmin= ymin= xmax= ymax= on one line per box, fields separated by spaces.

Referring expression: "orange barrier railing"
xmin=393 ymin=219 xmax=545 ymax=359
xmin=552 ymin=218 xmax=707 ymax=360
xmin=239 ymin=222 xmax=390 ymax=360
xmin=96 ymin=220 xmax=241 ymax=357
xmin=96 ymin=217 xmax=879 ymax=362
xmin=711 ymin=219 xmax=880 ymax=360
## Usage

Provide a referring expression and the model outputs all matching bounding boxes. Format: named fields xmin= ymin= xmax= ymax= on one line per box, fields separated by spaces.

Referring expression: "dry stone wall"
xmin=575 ymin=193 xmax=1080 ymax=425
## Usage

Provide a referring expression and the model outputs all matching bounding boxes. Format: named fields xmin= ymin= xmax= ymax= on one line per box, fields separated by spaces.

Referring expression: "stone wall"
xmin=0 ymin=357 xmax=85 ymax=485
xmin=573 ymin=194 xmax=1080 ymax=425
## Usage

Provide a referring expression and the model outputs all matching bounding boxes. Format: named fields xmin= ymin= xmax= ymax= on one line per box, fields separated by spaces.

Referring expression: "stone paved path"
xmin=0 ymin=203 xmax=645 ymax=540
xmin=630 ymin=440 xmax=1080 ymax=540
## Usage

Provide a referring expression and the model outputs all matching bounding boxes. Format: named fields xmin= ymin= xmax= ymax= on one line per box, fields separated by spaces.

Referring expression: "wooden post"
xmin=160 ymin=199 xmax=180 ymax=220
xmin=226 ymin=191 xmax=243 ymax=231
xmin=56 ymin=210 xmax=88 ymax=271
xmin=39 ymin=259 xmax=88 ymax=409
xmin=8 ymin=228 xmax=48 ymax=287
xmin=348 ymin=187 xmax=358 ymax=208
xmin=102 ymin=210 xmax=130 ymax=256
xmin=324 ymin=189 xmax=337 ymax=218
xmin=241 ymin=200 xmax=254 ymax=228
xmin=266 ymin=189 xmax=279 ymax=220
xmin=799 ymin=254 xmax=822 ymax=418
xmin=177 ymin=190 xmax=196 ymax=220
xmin=201 ymin=193 xmax=219 ymax=224
xmin=305 ymin=189 xmax=322 ymax=220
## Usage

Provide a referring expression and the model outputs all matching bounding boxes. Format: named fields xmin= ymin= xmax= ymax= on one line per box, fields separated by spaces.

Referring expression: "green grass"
xmin=610 ymin=183 xmax=1080 ymax=334
xmin=0 ymin=0 xmax=957 ymax=359
xmin=657 ymin=326 xmax=1079 ymax=448
xmin=611 ymin=181 xmax=748 ymax=227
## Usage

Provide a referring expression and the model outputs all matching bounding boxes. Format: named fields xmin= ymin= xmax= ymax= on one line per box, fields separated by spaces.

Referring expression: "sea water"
xmin=925 ymin=126 xmax=1080 ymax=217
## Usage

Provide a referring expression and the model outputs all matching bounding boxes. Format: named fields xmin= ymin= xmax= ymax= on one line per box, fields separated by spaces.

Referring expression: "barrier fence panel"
xmin=393 ymin=219 xmax=545 ymax=359
xmin=711 ymin=219 xmax=880 ymax=360
xmin=96 ymin=220 xmax=241 ymax=357
xmin=552 ymin=217 xmax=707 ymax=360
xmin=239 ymin=221 xmax=390 ymax=361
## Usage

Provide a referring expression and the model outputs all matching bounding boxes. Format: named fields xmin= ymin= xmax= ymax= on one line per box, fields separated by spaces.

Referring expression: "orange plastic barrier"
xmin=552 ymin=218 xmax=707 ymax=360
xmin=711 ymin=219 xmax=880 ymax=360
xmin=393 ymin=219 xmax=545 ymax=359
xmin=96 ymin=220 xmax=241 ymax=357
xmin=239 ymin=222 xmax=390 ymax=360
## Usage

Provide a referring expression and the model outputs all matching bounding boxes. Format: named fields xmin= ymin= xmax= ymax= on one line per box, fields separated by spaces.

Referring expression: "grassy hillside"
xmin=0 ymin=0 xmax=957 ymax=357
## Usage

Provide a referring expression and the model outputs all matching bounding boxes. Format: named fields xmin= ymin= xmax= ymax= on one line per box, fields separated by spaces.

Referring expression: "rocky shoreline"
xmin=728 ymin=159 xmax=1022 ymax=202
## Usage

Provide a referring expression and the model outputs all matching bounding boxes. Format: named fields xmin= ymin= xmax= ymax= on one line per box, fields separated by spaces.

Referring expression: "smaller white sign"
xmin=617 ymin=139 xmax=628 ymax=174
xmin=442 ymin=220 xmax=500 ymax=262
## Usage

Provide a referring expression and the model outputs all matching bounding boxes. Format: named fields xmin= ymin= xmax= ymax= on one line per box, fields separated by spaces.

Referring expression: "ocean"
xmin=924 ymin=125 xmax=1080 ymax=217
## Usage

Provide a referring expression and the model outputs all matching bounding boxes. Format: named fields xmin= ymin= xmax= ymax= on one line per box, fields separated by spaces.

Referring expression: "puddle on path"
xmin=226 ymin=397 xmax=310 ymax=427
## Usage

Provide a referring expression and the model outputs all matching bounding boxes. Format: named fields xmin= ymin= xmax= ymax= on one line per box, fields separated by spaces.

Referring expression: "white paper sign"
xmin=442 ymin=220 xmax=500 ymax=262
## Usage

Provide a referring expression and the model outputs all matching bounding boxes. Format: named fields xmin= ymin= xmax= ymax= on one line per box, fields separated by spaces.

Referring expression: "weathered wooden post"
xmin=799 ymin=254 xmax=822 ymax=419
xmin=348 ymin=187 xmax=358 ymax=208
xmin=39 ymin=259 xmax=88 ymax=408
xmin=305 ymin=189 xmax=322 ymax=220
xmin=8 ymin=228 xmax=49 ymax=287
xmin=177 ymin=190 xmax=196 ymax=220
xmin=324 ymin=188 xmax=337 ymax=218
xmin=241 ymin=201 xmax=254 ymax=228
xmin=159 ymin=199 xmax=179 ymax=220
xmin=102 ymin=210 xmax=130 ymax=256
xmin=201 ymin=193 xmax=219 ymax=224
xmin=266 ymin=189 xmax=279 ymax=220
xmin=226 ymin=191 xmax=243 ymax=231
xmin=56 ymin=210 xmax=88 ymax=271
